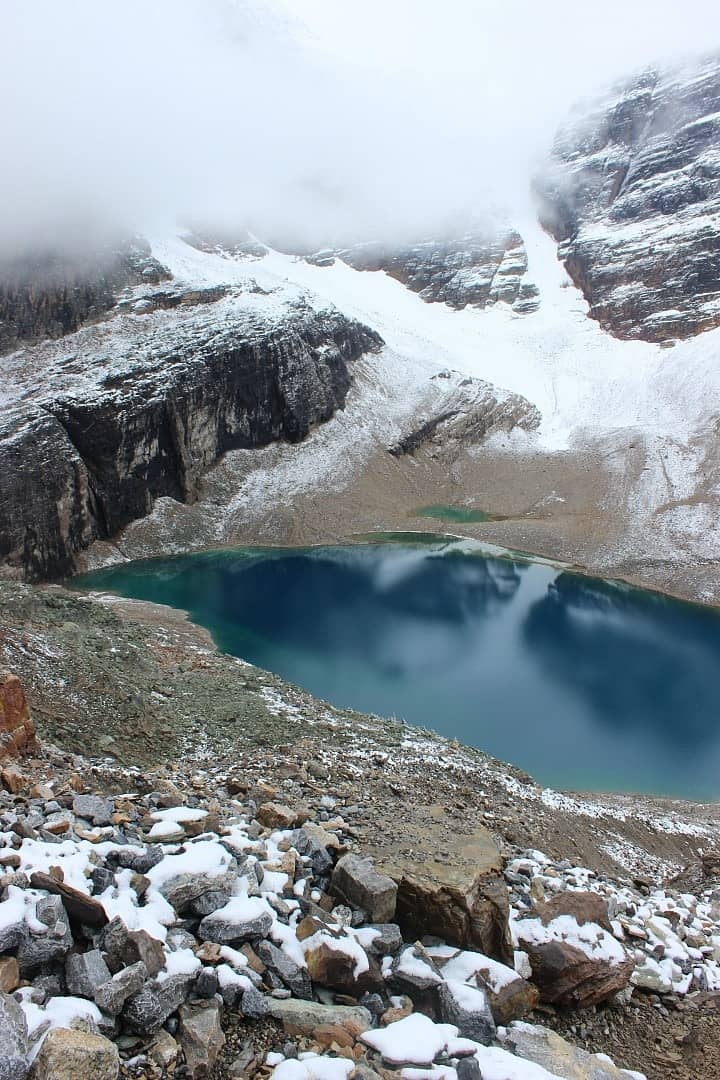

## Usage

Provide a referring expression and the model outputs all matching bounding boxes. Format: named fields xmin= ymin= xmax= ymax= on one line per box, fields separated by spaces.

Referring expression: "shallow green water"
xmin=413 ymin=505 xmax=494 ymax=523
xmin=75 ymin=539 xmax=720 ymax=800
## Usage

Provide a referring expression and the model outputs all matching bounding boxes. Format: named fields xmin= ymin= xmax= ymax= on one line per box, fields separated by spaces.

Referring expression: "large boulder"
xmin=431 ymin=947 xmax=539 ymax=1025
xmin=265 ymin=998 xmax=372 ymax=1037
xmin=498 ymin=1021 xmax=643 ymax=1080
xmin=331 ymin=854 xmax=397 ymax=922
xmin=0 ymin=673 xmax=37 ymax=761
xmin=30 ymin=1028 xmax=119 ymax=1080
xmin=178 ymin=1000 xmax=225 ymax=1078
xmin=370 ymin=806 xmax=512 ymax=963
xmin=513 ymin=912 xmax=633 ymax=1007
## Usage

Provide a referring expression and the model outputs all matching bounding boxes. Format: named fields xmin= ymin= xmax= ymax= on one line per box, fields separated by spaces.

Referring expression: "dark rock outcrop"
xmin=0 ymin=302 xmax=381 ymax=580
xmin=0 ymin=238 xmax=169 ymax=354
xmin=537 ymin=53 xmax=720 ymax=341
xmin=328 ymin=231 xmax=539 ymax=313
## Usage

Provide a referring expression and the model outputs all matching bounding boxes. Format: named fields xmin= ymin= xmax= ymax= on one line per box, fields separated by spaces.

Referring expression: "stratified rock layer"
xmin=334 ymin=230 xmax=539 ymax=313
xmin=538 ymin=54 xmax=720 ymax=341
xmin=0 ymin=300 xmax=381 ymax=580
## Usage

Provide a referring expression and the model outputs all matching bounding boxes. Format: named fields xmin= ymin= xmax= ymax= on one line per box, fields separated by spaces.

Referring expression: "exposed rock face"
xmin=0 ymin=301 xmax=381 ymax=580
xmin=0 ymin=672 xmax=37 ymax=760
xmin=0 ymin=237 xmax=169 ymax=354
xmin=334 ymin=230 xmax=539 ymax=313
xmin=371 ymin=806 xmax=512 ymax=964
xmin=538 ymin=54 xmax=720 ymax=341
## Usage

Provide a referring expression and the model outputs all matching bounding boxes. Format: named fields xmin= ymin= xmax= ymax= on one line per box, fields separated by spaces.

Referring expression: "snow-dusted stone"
xmin=65 ymin=950 xmax=112 ymax=998
xmin=363 ymin=923 xmax=403 ymax=957
xmin=436 ymin=979 xmax=496 ymax=1044
xmin=256 ymin=941 xmax=312 ymax=1000
xmin=0 ymin=990 xmax=31 ymax=1080
xmin=0 ymin=886 xmax=27 ymax=952
xmin=122 ymin=973 xmax=195 ymax=1034
xmin=94 ymin=961 xmax=147 ymax=1016
xmin=72 ymin=795 xmax=113 ymax=827
xmin=631 ymin=957 xmax=673 ymax=994
xmin=270 ymin=1058 xmax=355 ymax=1080
xmin=431 ymin=948 xmax=539 ymax=1026
xmin=265 ymin=997 xmax=372 ymax=1036
xmin=331 ymin=854 xmax=397 ymax=923
xmin=155 ymin=870 xmax=237 ymax=915
xmin=28 ymin=872 xmax=108 ymax=930
xmin=360 ymin=1012 xmax=458 ymax=1066
xmin=18 ymin=895 xmax=74 ymax=976
xmin=178 ymin=999 xmax=225 ymax=1078
xmin=303 ymin=932 xmax=382 ymax=995
xmin=30 ymin=1027 xmax=119 ymax=1080
xmin=391 ymin=946 xmax=444 ymax=992
xmin=498 ymin=1021 xmax=644 ymax=1080
xmin=113 ymin=845 xmax=163 ymax=875
xmin=198 ymin=895 xmax=274 ymax=945
xmin=513 ymin=913 xmax=633 ymax=1007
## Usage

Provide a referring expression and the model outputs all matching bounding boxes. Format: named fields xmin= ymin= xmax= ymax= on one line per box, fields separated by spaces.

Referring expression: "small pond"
xmin=74 ymin=539 xmax=720 ymax=800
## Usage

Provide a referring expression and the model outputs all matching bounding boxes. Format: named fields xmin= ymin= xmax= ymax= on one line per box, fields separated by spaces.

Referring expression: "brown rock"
xmin=29 ymin=784 xmax=54 ymax=800
xmin=240 ymin=943 xmax=266 ymax=974
xmin=1 ymin=763 xmax=25 ymax=794
xmin=372 ymin=806 xmax=512 ymax=962
xmin=314 ymin=1024 xmax=355 ymax=1050
xmin=29 ymin=871 xmax=109 ymax=928
xmin=256 ymin=802 xmax=307 ymax=829
xmin=381 ymin=996 xmax=414 ymax=1025
xmin=0 ymin=852 xmax=21 ymax=869
xmin=178 ymin=1000 xmax=225 ymax=1078
xmin=304 ymin=937 xmax=383 ymax=995
xmin=195 ymin=942 xmax=223 ymax=964
xmin=533 ymin=891 xmax=613 ymax=933
xmin=520 ymin=940 xmax=633 ymax=1007
xmin=0 ymin=673 xmax=38 ymax=761
xmin=31 ymin=1027 xmax=119 ymax=1080
xmin=0 ymin=955 xmax=20 ymax=992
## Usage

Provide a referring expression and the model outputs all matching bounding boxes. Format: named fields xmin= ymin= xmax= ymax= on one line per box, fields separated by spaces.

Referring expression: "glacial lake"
xmin=75 ymin=539 xmax=720 ymax=800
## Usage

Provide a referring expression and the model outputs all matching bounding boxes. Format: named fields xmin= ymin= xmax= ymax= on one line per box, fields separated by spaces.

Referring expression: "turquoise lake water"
xmin=74 ymin=539 xmax=720 ymax=800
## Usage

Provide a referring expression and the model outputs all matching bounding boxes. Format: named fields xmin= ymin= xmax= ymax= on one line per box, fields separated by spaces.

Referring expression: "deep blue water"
xmin=74 ymin=540 xmax=720 ymax=800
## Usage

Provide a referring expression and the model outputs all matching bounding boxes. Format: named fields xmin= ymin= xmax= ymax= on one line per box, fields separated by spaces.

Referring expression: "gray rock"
xmin=193 ymin=968 xmax=219 ymax=999
xmin=240 ymin=985 xmax=269 ymax=1019
xmin=17 ymin=897 xmax=73 ymax=976
xmin=156 ymin=870 xmax=237 ymax=915
xmin=65 ymin=949 xmax=112 ymax=998
xmin=331 ymin=854 xmax=397 ymax=923
xmin=115 ymin=845 xmax=163 ymax=874
xmin=123 ymin=973 xmax=194 ymax=1034
xmin=498 ymin=1022 xmax=636 ymax=1080
xmin=178 ymin=1000 xmax=225 ymax=1079
xmin=99 ymin=917 xmax=165 ymax=977
xmin=365 ymin=923 xmax=403 ymax=956
xmin=456 ymin=1058 xmax=481 ymax=1080
xmin=198 ymin=906 xmax=273 ymax=946
xmin=72 ymin=795 xmax=113 ymax=826
xmin=265 ymin=997 xmax=372 ymax=1035
xmin=94 ymin=960 xmax=147 ymax=1015
xmin=0 ymin=990 xmax=30 ymax=1080
xmin=255 ymin=941 xmax=312 ymax=999
xmin=436 ymin=981 xmax=496 ymax=1044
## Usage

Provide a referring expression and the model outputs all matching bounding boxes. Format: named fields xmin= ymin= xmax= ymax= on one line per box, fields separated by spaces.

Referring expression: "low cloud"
xmin=2 ymin=0 xmax=719 ymax=253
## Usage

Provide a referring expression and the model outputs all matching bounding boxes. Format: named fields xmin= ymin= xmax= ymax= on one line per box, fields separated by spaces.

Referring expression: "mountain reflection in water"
xmin=74 ymin=543 xmax=720 ymax=799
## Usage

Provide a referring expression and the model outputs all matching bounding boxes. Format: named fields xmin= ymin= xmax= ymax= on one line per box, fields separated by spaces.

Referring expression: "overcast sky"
xmin=2 ymin=0 xmax=720 ymax=251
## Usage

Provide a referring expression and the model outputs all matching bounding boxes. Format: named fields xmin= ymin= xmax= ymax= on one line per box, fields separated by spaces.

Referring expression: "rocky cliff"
xmin=538 ymin=53 xmax=720 ymax=341
xmin=307 ymin=230 xmax=540 ymax=314
xmin=0 ymin=238 xmax=170 ymax=354
xmin=0 ymin=297 xmax=381 ymax=580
